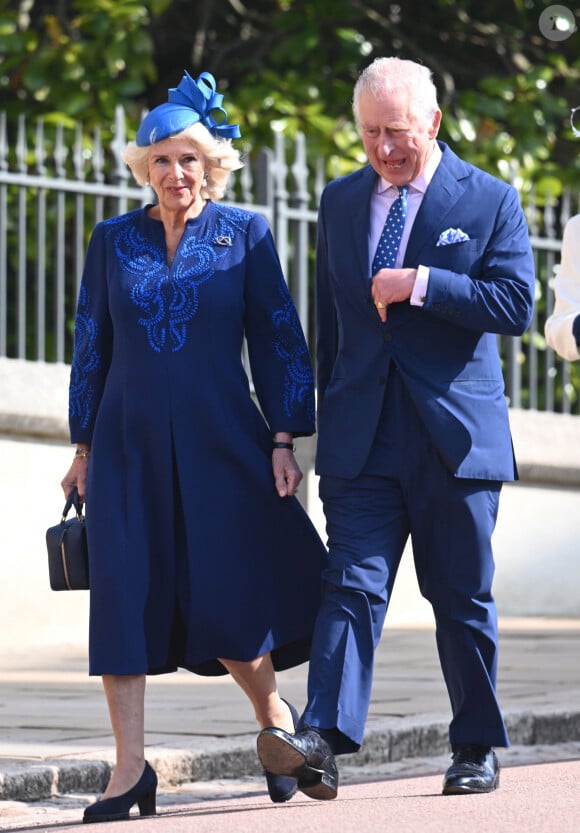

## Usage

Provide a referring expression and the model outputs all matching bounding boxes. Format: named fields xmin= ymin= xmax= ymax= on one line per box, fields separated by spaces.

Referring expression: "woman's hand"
xmin=61 ymin=449 xmax=90 ymax=502
xmin=272 ymin=449 xmax=303 ymax=497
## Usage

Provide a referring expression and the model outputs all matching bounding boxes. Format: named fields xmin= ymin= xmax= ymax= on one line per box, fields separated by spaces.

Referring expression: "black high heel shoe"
xmin=83 ymin=761 xmax=157 ymax=824
xmin=265 ymin=700 xmax=299 ymax=803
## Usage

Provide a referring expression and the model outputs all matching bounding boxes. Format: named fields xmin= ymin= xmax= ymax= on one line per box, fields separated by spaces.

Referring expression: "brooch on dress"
xmin=214 ymin=235 xmax=232 ymax=246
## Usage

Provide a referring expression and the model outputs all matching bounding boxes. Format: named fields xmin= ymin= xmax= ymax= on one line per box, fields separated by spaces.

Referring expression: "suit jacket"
xmin=315 ymin=141 xmax=535 ymax=481
xmin=544 ymin=214 xmax=580 ymax=361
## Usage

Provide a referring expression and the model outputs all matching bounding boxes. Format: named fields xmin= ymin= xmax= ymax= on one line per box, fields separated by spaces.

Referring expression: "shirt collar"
xmin=376 ymin=141 xmax=442 ymax=196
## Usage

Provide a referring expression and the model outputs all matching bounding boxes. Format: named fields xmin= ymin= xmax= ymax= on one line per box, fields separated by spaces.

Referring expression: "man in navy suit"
xmin=257 ymin=56 xmax=535 ymax=798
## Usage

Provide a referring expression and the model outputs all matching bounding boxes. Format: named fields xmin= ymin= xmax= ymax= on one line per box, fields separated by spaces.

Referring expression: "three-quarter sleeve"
xmin=242 ymin=214 xmax=315 ymax=437
xmin=68 ymin=224 xmax=113 ymax=443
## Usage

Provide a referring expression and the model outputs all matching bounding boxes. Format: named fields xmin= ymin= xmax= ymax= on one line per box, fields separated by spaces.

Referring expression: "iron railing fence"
xmin=0 ymin=107 xmax=578 ymax=414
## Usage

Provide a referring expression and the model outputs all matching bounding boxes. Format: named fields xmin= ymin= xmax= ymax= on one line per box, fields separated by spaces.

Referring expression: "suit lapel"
xmin=347 ymin=166 xmax=376 ymax=283
xmin=404 ymin=143 xmax=471 ymax=264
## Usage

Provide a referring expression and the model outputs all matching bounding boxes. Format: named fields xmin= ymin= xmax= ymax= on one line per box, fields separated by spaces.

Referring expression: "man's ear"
xmin=429 ymin=109 xmax=442 ymax=139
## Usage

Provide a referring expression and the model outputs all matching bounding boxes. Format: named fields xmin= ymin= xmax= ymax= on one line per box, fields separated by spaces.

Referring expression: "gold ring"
xmin=375 ymin=301 xmax=386 ymax=309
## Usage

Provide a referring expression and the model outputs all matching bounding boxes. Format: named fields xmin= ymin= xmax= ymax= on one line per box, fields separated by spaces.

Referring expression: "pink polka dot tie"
xmin=372 ymin=185 xmax=408 ymax=272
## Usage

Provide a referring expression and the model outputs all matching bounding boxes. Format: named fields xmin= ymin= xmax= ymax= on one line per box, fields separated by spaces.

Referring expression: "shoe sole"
xmin=257 ymin=732 xmax=338 ymax=800
xmin=84 ymin=812 xmax=130 ymax=824
xmin=442 ymin=774 xmax=500 ymax=795
xmin=257 ymin=731 xmax=307 ymax=776
xmin=83 ymin=809 xmax=156 ymax=824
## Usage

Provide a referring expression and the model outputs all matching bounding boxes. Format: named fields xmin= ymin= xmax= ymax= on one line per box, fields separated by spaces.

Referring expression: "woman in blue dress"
xmin=60 ymin=71 xmax=327 ymax=823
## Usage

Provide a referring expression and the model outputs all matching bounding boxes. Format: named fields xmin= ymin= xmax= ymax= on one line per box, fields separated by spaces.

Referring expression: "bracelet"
xmin=272 ymin=441 xmax=295 ymax=452
xmin=74 ymin=448 xmax=90 ymax=459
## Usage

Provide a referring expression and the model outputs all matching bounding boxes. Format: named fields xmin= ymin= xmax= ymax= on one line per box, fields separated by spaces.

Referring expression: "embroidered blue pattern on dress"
xmin=100 ymin=206 xmax=312 ymax=420
xmin=108 ymin=209 xmax=250 ymax=352
xmin=272 ymin=290 xmax=315 ymax=422
xmin=69 ymin=285 xmax=100 ymax=429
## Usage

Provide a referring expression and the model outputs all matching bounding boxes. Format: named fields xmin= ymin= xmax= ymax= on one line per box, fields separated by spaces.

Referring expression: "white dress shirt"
xmin=369 ymin=142 xmax=442 ymax=306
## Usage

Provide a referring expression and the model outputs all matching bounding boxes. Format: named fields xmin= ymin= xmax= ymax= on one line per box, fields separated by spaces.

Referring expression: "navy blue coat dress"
xmin=69 ymin=201 xmax=327 ymax=676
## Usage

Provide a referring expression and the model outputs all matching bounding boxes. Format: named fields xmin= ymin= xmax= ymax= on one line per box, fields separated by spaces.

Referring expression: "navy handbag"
xmin=46 ymin=487 xmax=89 ymax=590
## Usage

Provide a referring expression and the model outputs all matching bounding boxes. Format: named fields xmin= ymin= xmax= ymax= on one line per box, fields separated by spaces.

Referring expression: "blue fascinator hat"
xmin=136 ymin=70 xmax=241 ymax=147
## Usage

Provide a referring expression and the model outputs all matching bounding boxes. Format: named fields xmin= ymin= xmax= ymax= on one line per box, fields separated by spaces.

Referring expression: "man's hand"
xmin=371 ymin=267 xmax=417 ymax=322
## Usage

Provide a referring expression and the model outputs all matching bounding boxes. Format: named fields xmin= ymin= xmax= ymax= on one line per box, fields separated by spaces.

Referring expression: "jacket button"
xmin=379 ymin=376 xmax=386 ymax=385
xmin=383 ymin=333 xmax=392 ymax=342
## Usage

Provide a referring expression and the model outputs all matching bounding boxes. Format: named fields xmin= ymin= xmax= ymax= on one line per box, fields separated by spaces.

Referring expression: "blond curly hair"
xmin=123 ymin=122 xmax=243 ymax=201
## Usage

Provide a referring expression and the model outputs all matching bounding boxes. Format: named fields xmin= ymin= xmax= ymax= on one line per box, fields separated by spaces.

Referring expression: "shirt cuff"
xmin=410 ymin=264 xmax=429 ymax=307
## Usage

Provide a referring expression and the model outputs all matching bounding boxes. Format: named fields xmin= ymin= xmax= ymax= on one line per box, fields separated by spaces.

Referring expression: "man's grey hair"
xmin=352 ymin=57 xmax=439 ymax=125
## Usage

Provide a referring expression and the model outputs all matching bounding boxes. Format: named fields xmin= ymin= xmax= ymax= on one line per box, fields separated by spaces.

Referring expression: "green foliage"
xmin=442 ymin=62 xmax=579 ymax=200
xmin=2 ymin=0 xmax=579 ymax=190
xmin=0 ymin=0 xmax=161 ymax=140
xmin=1 ymin=0 xmax=579 ymax=397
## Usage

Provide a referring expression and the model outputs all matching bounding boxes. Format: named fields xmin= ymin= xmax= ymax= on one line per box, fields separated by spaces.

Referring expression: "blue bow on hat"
xmin=136 ymin=70 xmax=241 ymax=147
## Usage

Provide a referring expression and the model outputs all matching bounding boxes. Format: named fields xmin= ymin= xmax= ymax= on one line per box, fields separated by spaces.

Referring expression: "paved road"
xmin=1 ymin=618 xmax=579 ymax=829
xmin=2 ymin=748 xmax=579 ymax=832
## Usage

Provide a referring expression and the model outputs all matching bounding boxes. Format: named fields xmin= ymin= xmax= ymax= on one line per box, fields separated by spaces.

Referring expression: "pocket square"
xmin=436 ymin=227 xmax=470 ymax=246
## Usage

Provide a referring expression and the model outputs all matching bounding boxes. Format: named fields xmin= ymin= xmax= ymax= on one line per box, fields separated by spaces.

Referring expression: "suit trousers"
xmin=304 ymin=367 xmax=510 ymax=754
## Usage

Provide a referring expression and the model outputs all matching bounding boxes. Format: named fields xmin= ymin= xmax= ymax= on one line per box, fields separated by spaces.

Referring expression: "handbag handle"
xmin=61 ymin=487 xmax=84 ymax=523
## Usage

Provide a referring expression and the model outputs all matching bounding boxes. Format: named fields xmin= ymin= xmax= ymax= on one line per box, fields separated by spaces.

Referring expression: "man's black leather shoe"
xmin=257 ymin=726 xmax=338 ymax=800
xmin=442 ymin=745 xmax=500 ymax=795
